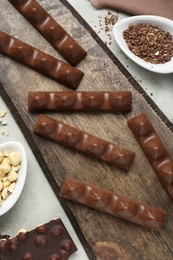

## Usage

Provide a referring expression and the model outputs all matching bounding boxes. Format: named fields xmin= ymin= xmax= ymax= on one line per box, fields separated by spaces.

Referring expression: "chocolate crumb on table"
xmin=123 ymin=23 xmax=173 ymax=64
xmin=98 ymin=11 xmax=118 ymax=45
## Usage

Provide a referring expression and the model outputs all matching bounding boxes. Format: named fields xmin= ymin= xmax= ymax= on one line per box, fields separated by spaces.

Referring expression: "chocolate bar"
xmin=60 ymin=177 xmax=166 ymax=231
xmin=0 ymin=218 xmax=77 ymax=259
xmin=33 ymin=114 xmax=135 ymax=171
xmin=0 ymin=31 xmax=84 ymax=89
xmin=128 ymin=113 xmax=173 ymax=201
xmin=28 ymin=91 xmax=132 ymax=113
xmin=8 ymin=0 xmax=87 ymax=66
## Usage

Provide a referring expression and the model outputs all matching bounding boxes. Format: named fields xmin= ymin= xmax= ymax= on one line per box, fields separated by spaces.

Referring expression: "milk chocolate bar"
xmin=8 ymin=0 xmax=87 ymax=66
xmin=128 ymin=113 xmax=173 ymax=201
xmin=0 ymin=31 xmax=84 ymax=89
xmin=28 ymin=91 xmax=132 ymax=113
xmin=33 ymin=114 xmax=135 ymax=171
xmin=0 ymin=218 xmax=77 ymax=259
xmin=60 ymin=177 xmax=166 ymax=231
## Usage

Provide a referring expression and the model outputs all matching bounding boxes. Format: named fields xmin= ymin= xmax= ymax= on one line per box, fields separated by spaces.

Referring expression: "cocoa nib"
xmin=123 ymin=23 xmax=173 ymax=64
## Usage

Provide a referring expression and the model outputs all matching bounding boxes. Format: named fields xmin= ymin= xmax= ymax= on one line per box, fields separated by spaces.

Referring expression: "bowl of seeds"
xmin=0 ymin=141 xmax=27 ymax=216
xmin=113 ymin=15 xmax=173 ymax=73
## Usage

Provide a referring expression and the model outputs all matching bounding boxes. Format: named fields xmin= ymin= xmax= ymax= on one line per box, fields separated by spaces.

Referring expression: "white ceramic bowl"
xmin=113 ymin=15 xmax=173 ymax=73
xmin=0 ymin=141 xmax=27 ymax=216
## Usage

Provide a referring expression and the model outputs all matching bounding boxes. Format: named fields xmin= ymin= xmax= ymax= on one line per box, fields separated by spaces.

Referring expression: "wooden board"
xmin=1 ymin=0 xmax=173 ymax=259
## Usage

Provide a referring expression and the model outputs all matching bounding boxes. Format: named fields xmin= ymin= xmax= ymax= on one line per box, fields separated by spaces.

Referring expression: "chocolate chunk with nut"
xmin=0 ymin=218 xmax=77 ymax=259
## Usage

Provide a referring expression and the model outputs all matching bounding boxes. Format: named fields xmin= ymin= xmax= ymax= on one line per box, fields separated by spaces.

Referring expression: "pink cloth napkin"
xmin=90 ymin=0 xmax=173 ymax=20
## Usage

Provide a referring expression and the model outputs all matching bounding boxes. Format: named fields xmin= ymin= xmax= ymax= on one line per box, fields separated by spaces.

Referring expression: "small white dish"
xmin=113 ymin=15 xmax=173 ymax=74
xmin=0 ymin=141 xmax=27 ymax=216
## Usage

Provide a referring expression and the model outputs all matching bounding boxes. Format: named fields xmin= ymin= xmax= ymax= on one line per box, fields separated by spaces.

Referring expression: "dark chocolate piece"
xmin=28 ymin=91 xmax=132 ymax=113
xmin=128 ymin=113 xmax=173 ymax=202
xmin=0 ymin=31 xmax=84 ymax=89
xmin=33 ymin=114 xmax=135 ymax=172
xmin=8 ymin=0 xmax=87 ymax=66
xmin=0 ymin=218 xmax=77 ymax=259
xmin=60 ymin=177 xmax=166 ymax=231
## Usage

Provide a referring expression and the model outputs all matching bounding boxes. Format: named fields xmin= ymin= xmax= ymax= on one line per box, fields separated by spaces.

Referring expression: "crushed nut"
xmin=0 ymin=111 xmax=7 ymax=118
xmin=1 ymin=120 xmax=7 ymax=126
xmin=123 ymin=23 xmax=173 ymax=64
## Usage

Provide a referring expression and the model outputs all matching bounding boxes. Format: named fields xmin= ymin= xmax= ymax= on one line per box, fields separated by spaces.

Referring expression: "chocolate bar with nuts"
xmin=28 ymin=91 xmax=132 ymax=113
xmin=60 ymin=177 xmax=166 ymax=231
xmin=128 ymin=113 xmax=173 ymax=201
xmin=0 ymin=31 xmax=84 ymax=90
xmin=8 ymin=0 xmax=87 ymax=66
xmin=0 ymin=218 xmax=77 ymax=259
xmin=33 ymin=114 xmax=135 ymax=171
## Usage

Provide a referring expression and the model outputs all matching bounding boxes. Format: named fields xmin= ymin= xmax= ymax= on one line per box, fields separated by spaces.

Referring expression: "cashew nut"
xmin=9 ymin=151 xmax=21 ymax=166
xmin=0 ymin=181 xmax=3 ymax=192
xmin=12 ymin=165 xmax=20 ymax=172
xmin=0 ymin=158 xmax=11 ymax=175
xmin=8 ymin=183 xmax=16 ymax=193
xmin=1 ymin=187 xmax=9 ymax=200
xmin=7 ymin=170 xmax=18 ymax=182
xmin=0 ymin=151 xmax=4 ymax=162
xmin=0 ymin=149 xmax=21 ymax=206
xmin=3 ymin=177 xmax=8 ymax=182
xmin=4 ymin=151 xmax=9 ymax=157
xmin=3 ymin=181 xmax=11 ymax=189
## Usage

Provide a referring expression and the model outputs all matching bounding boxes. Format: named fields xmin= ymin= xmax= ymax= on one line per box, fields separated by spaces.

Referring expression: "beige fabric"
xmin=90 ymin=0 xmax=173 ymax=20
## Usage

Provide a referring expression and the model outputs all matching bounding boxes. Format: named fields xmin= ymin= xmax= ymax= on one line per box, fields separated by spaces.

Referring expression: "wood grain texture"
xmin=1 ymin=0 xmax=173 ymax=259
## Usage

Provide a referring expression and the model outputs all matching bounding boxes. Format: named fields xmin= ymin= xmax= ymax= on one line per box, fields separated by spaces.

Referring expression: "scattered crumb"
xmin=1 ymin=120 xmax=7 ymax=126
xmin=0 ymin=111 xmax=6 ymax=118
xmin=0 ymin=111 xmax=10 ymax=137
xmin=1 ymin=131 xmax=10 ymax=137
xmin=97 ymin=11 xmax=118 ymax=45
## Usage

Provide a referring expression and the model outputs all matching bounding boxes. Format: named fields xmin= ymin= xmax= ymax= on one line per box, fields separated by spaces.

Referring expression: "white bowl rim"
xmin=0 ymin=141 xmax=27 ymax=216
xmin=113 ymin=15 xmax=173 ymax=74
